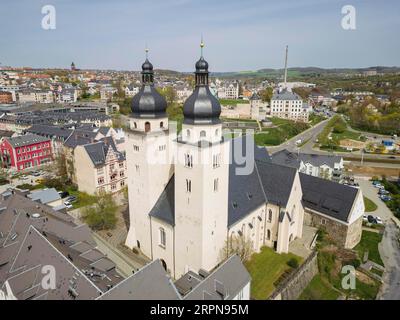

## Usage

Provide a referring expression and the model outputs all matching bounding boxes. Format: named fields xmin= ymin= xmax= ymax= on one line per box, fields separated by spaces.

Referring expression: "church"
xmin=125 ymin=45 xmax=365 ymax=279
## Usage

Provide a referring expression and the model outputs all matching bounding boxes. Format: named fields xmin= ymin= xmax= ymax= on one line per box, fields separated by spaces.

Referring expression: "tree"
xmin=82 ymin=191 xmax=118 ymax=230
xmin=53 ymin=150 xmax=67 ymax=178
xmin=221 ymin=234 xmax=254 ymax=263
xmin=160 ymin=87 xmax=177 ymax=106
xmin=259 ymin=87 xmax=273 ymax=102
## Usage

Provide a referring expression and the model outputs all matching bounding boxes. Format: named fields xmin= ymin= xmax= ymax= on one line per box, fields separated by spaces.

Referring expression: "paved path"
xmin=93 ymin=233 xmax=144 ymax=277
xmin=357 ymin=179 xmax=393 ymax=221
xmin=378 ymin=222 xmax=400 ymax=300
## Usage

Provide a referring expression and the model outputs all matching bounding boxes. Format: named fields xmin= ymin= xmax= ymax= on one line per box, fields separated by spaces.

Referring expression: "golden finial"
xmin=200 ymin=35 xmax=204 ymax=57
xmin=145 ymin=45 xmax=149 ymax=59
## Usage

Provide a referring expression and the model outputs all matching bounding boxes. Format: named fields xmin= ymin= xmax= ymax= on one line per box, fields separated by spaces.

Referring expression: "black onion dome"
xmin=195 ymin=57 xmax=208 ymax=72
xmin=183 ymin=86 xmax=221 ymax=124
xmin=142 ymin=58 xmax=153 ymax=71
xmin=183 ymin=56 xmax=221 ymax=124
xmin=131 ymin=58 xmax=167 ymax=119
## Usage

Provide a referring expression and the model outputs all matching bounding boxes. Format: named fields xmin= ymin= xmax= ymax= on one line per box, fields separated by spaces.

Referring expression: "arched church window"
xmin=268 ymin=209 xmax=272 ymax=222
xmin=134 ymin=122 xmax=137 ymax=129
xmin=215 ymin=129 xmax=219 ymax=136
xmin=160 ymin=121 xmax=164 ymax=128
xmin=200 ymin=130 xmax=206 ymax=138
xmin=186 ymin=129 xmax=191 ymax=138
xmin=145 ymin=122 xmax=151 ymax=132
xmin=267 ymin=229 xmax=271 ymax=240
xmin=186 ymin=179 xmax=192 ymax=193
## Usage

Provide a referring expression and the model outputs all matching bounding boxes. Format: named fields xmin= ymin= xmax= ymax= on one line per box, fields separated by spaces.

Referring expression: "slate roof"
xmin=149 ymin=176 xmax=175 ymax=225
xmin=26 ymin=124 xmax=73 ymax=140
xmin=0 ymin=192 xmax=122 ymax=299
xmin=147 ymin=136 xmax=297 ymax=227
xmin=271 ymin=149 xmax=342 ymax=169
xmin=299 ymin=173 xmax=358 ymax=223
xmin=271 ymin=89 xmax=301 ymax=101
xmin=83 ymin=138 xmax=125 ymax=166
xmin=97 ymin=260 xmax=181 ymax=300
xmin=183 ymin=255 xmax=251 ymax=300
xmin=5 ymin=134 xmax=49 ymax=148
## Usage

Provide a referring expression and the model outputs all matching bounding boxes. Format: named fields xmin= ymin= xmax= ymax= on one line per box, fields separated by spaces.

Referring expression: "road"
xmin=357 ymin=178 xmax=400 ymax=300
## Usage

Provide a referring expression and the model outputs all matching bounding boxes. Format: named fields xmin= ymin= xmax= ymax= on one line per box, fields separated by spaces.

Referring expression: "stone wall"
xmin=270 ymin=251 xmax=318 ymax=300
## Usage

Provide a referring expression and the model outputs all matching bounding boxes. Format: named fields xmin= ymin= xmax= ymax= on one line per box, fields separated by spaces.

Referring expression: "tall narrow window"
xmin=267 ymin=229 xmax=271 ymax=240
xmin=186 ymin=179 xmax=192 ymax=193
xmin=159 ymin=228 xmax=166 ymax=247
xmin=213 ymin=178 xmax=219 ymax=192
xmin=268 ymin=209 xmax=272 ymax=222
xmin=200 ymin=130 xmax=206 ymax=138
xmin=185 ymin=154 xmax=193 ymax=168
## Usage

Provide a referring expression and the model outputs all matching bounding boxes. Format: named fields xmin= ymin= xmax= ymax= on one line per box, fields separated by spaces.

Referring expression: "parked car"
xmin=379 ymin=189 xmax=390 ymax=195
xmin=367 ymin=215 xmax=377 ymax=224
xmin=64 ymin=201 xmax=73 ymax=209
xmin=31 ymin=171 xmax=41 ymax=177
xmin=20 ymin=175 xmax=29 ymax=181
xmin=373 ymin=183 xmax=382 ymax=188
xmin=380 ymin=195 xmax=392 ymax=202
xmin=66 ymin=195 xmax=77 ymax=203
xmin=376 ymin=217 xmax=383 ymax=225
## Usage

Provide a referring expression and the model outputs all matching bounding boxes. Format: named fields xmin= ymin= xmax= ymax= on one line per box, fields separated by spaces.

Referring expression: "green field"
xmin=219 ymin=99 xmax=249 ymax=106
xmin=299 ymin=275 xmax=340 ymax=300
xmin=245 ymin=246 xmax=302 ymax=300
xmin=355 ymin=230 xmax=384 ymax=266
xmin=331 ymin=129 xmax=364 ymax=143
xmin=254 ymin=117 xmax=310 ymax=146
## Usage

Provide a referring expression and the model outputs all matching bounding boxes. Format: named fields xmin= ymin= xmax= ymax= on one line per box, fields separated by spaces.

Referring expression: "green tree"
xmin=259 ymin=87 xmax=273 ymax=102
xmin=82 ymin=191 xmax=118 ymax=230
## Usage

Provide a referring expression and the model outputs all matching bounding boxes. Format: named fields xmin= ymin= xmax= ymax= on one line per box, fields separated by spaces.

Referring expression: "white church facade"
xmin=125 ymin=49 xmax=364 ymax=280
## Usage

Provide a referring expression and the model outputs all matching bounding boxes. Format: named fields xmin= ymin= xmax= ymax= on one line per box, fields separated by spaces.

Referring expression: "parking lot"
xmin=357 ymin=178 xmax=394 ymax=222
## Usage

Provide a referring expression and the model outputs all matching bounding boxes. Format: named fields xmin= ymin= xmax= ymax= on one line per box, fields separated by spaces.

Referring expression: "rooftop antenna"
xmin=200 ymin=35 xmax=205 ymax=57
xmin=284 ymin=45 xmax=288 ymax=88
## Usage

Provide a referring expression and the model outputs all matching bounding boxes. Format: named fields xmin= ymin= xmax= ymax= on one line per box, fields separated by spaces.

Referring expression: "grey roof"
xmin=271 ymin=89 xmax=301 ymax=101
xmin=300 ymin=173 xmax=358 ymax=223
xmin=183 ymin=255 xmax=251 ymax=300
xmin=26 ymin=124 xmax=73 ymax=140
xmin=97 ymin=260 xmax=180 ymax=300
xmin=149 ymin=175 xmax=175 ymax=225
xmin=83 ymin=138 xmax=125 ymax=166
xmin=250 ymin=92 xmax=261 ymax=100
xmin=0 ymin=192 xmax=122 ymax=299
xmin=28 ymin=188 xmax=61 ymax=205
xmin=5 ymin=134 xmax=49 ymax=148
xmin=271 ymin=149 xmax=342 ymax=169
xmin=148 ymin=136 xmax=296 ymax=228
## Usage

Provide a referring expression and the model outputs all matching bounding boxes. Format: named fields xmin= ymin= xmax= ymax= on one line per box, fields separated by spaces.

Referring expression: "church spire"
xmin=141 ymin=47 xmax=154 ymax=85
xmin=195 ymin=38 xmax=209 ymax=86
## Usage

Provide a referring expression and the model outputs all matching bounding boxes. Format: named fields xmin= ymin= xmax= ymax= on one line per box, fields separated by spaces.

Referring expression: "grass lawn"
xmin=245 ymin=246 xmax=302 ymax=300
xmin=363 ymin=197 xmax=378 ymax=212
xmin=219 ymin=99 xmax=248 ymax=106
xmin=331 ymin=129 xmax=364 ymax=143
xmin=255 ymin=117 xmax=310 ymax=146
xmin=299 ymin=274 xmax=340 ymax=300
xmin=355 ymin=231 xmax=384 ymax=266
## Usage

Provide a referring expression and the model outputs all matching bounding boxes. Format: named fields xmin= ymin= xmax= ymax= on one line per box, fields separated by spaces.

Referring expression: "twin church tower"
xmin=125 ymin=43 xmax=231 ymax=279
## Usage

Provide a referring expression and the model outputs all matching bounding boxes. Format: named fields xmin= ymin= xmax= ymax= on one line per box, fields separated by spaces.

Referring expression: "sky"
xmin=0 ymin=0 xmax=399 ymax=72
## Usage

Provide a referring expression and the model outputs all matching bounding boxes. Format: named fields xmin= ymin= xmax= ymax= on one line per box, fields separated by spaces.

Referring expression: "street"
xmin=357 ymin=178 xmax=400 ymax=300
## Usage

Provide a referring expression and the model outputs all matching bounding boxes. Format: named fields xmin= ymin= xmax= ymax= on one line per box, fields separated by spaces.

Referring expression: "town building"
xmin=0 ymin=134 xmax=52 ymax=171
xmin=17 ymin=89 xmax=54 ymax=104
xmin=74 ymin=138 xmax=127 ymax=195
xmin=0 ymin=91 xmax=13 ymax=104
xmin=217 ymin=81 xmax=240 ymax=99
xmin=270 ymin=89 xmax=309 ymax=122
xmin=271 ymin=149 xmax=344 ymax=182
xmin=124 ymin=85 xmax=140 ymax=97
xmin=249 ymin=92 xmax=268 ymax=120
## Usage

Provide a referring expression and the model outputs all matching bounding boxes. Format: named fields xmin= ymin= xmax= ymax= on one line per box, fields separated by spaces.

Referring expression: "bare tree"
xmin=221 ymin=234 xmax=254 ymax=263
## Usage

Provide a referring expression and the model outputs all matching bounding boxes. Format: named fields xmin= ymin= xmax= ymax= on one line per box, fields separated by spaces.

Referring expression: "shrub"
xmin=287 ymin=258 xmax=299 ymax=269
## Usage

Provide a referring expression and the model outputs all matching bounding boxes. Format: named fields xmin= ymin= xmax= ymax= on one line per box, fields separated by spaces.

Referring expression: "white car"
xmin=64 ymin=201 xmax=73 ymax=209
xmin=375 ymin=216 xmax=383 ymax=225
xmin=374 ymin=183 xmax=382 ymax=188
xmin=363 ymin=215 xmax=368 ymax=222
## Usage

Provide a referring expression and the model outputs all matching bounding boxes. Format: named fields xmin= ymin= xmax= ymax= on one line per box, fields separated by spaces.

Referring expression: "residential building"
xmin=217 ymin=81 xmax=240 ymax=99
xmin=0 ymin=191 xmax=121 ymax=300
xmin=271 ymin=149 xmax=344 ymax=182
xmin=17 ymin=89 xmax=54 ymax=104
xmin=27 ymin=188 xmax=63 ymax=207
xmin=124 ymin=85 xmax=140 ymax=97
xmin=0 ymin=134 xmax=52 ymax=171
xmin=270 ymin=89 xmax=309 ymax=122
xmin=100 ymin=87 xmax=118 ymax=101
xmin=74 ymin=138 xmax=127 ymax=195
xmin=176 ymin=86 xmax=193 ymax=103
xmin=0 ymin=91 xmax=13 ymax=104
